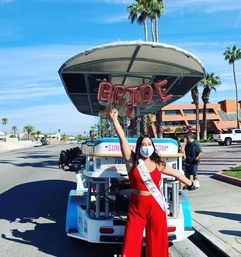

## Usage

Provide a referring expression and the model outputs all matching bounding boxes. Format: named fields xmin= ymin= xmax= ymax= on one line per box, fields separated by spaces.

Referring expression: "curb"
xmin=191 ymin=219 xmax=241 ymax=257
xmin=212 ymin=172 xmax=241 ymax=187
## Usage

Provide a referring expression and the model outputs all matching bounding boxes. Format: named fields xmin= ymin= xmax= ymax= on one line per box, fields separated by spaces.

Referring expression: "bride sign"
xmin=97 ymin=79 xmax=173 ymax=107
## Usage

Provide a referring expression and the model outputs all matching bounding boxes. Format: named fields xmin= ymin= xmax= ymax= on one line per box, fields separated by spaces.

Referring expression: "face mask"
xmin=140 ymin=146 xmax=154 ymax=158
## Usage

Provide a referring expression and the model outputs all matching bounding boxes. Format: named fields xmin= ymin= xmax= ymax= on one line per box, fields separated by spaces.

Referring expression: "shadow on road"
xmin=18 ymin=154 xmax=56 ymax=159
xmin=0 ymin=159 xmax=58 ymax=169
xmin=0 ymin=180 xmax=121 ymax=257
xmin=201 ymin=159 xmax=240 ymax=163
xmin=195 ymin=210 xmax=241 ymax=223
xmin=219 ymin=230 xmax=241 ymax=237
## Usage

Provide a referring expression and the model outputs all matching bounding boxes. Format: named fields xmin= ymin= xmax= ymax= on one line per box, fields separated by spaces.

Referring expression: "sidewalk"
xmin=0 ymin=140 xmax=34 ymax=153
xmin=186 ymin=145 xmax=241 ymax=257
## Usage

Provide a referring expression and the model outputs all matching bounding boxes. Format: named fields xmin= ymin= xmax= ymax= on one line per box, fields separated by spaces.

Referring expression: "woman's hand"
xmin=109 ymin=108 xmax=119 ymax=120
xmin=187 ymin=180 xmax=196 ymax=190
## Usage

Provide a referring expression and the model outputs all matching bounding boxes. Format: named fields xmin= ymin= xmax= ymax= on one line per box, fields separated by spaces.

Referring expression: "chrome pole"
xmin=95 ymin=182 xmax=100 ymax=218
xmin=105 ymin=178 xmax=110 ymax=218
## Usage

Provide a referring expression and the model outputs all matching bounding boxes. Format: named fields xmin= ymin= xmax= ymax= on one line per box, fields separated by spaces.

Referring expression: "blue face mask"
xmin=140 ymin=146 xmax=154 ymax=158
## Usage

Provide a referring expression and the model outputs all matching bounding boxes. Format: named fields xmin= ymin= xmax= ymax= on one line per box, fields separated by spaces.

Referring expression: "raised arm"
xmin=109 ymin=109 xmax=134 ymax=172
xmin=159 ymin=164 xmax=195 ymax=188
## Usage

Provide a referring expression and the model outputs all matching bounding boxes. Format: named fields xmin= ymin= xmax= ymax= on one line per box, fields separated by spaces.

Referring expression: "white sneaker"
xmin=194 ymin=180 xmax=200 ymax=188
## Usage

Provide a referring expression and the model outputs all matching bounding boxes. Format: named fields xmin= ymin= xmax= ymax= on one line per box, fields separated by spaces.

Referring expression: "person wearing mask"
xmin=109 ymin=108 xmax=196 ymax=257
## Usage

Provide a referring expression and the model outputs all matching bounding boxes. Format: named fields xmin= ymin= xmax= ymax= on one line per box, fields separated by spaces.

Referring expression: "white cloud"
xmin=9 ymin=0 xmax=241 ymax=14
xmin=95 ymin=0 xmax=132 ymax=4
xmin=0 ymin=0 xmax=15 ymax=4
xmin=167 ymin=0 xmax=241 ymax=13
xmin=219 ymin=72 xmax=241 ymax=79
xmin=0 ymin=44 xmax=91 ymax=93
xmin=0 ymin=103 xmax=97 ymax=134
xmin=94 ymin=0 xmax=241 ymax=13
xmin=102 ymin=15 xmax=127 ymax=24
xmin=20 ymin=0 xmax=131 ymax=3
xmin=0 ymin=84 xmax=65 ymax=102
xmin=0 ymin=44 xmax=97 ymax=134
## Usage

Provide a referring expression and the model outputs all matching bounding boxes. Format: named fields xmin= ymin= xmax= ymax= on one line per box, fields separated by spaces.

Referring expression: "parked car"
xmin=41 ymin=139 xmax=50 ymax=146
xmin=34 ymin=141 xmax=42 ymax=147
xmin=213 ymin=129 xmax=241 ymax=145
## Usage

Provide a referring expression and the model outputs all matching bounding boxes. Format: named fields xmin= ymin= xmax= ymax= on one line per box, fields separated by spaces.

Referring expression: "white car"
xmin=213 ymin=129 xmax=241 ymax=145
xmin=34 ymin=141 xmax=42 ymax=147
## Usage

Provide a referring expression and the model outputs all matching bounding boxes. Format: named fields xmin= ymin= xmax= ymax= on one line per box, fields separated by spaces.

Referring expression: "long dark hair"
xmin=134 ymin=135 xmax=163 ymax=166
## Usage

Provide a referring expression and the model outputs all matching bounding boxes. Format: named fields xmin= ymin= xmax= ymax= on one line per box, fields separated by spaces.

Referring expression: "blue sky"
xmin=0 ymin=0 xmax=241 ymax=135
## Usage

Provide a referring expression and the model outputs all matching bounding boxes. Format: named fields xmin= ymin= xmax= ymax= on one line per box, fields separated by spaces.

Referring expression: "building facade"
xmin=160 ymin=99 xmax=241 ymax=134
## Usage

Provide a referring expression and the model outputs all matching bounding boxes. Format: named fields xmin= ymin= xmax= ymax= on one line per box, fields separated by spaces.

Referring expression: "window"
xmin=188 ymin=119 xmax=218 ymax=125
xmin=183 ymin=109 xmax=195 ymax=115
xmin=235 ymin=130 xmax=241 ymax=133
xmin=206 ymin=109 xmax=215 ymax=114
xmin=164 ymin=110 xmax=180 ymax=115
xmin=223 ymin=130 xmax=232 ymax=134
xmin=184 ymin=109 xmax=214 ymax=115
xmin=163 ymin=121 xmax=185 ymax=126
xmin=188 ymin=120 xmax=200 ymax=125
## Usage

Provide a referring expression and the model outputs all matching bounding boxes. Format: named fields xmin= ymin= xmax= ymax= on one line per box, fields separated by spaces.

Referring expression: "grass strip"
xmin=223 ymin=165 xmax=241 ymax=179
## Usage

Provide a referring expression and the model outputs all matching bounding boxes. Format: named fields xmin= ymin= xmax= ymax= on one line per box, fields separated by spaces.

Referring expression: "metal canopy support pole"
xmin=105 ymin=178 xmax=110 ymax=218
xmin=95 ymin=182 xmax=100 ymax=219
xmin=84 ymin=74 xmax=94 ymax=115
xmin=178 ymin=156 xmax=182 ymax=171
xmin=110 ymin=122 xmax=113 ymax=137
xmin=87 ymin=180 xmax=91 ymax=215
xmin=100 ymin=117 xmax=102 ymax=138
xmin=171 ymin=180 xmax=179 ymax=218
xmin=136 ymin=107 xmax=141 ymax=136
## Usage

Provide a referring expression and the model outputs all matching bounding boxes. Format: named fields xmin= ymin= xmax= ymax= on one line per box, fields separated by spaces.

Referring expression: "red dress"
xmin=121 ymin=165 xmax=169 ymax=257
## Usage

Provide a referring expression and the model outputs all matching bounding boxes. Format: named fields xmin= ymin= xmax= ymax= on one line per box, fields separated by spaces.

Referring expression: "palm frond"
xmin=224 ymin=44 xmax=241 ymax=64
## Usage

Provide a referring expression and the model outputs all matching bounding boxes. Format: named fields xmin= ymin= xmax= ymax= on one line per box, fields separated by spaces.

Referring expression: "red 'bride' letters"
xmin=139 ymin=84 xmax=153 ymax=105
xmin=97 ymin=81 xmax=113 ymax=102
xmin=113 ymin=84 xmax=126 ymax=105
xmin=97 ymin=80 xmax=173 ymax=107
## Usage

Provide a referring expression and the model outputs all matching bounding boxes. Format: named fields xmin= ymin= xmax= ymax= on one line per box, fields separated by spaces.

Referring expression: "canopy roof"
xmin=59 ymin=41 xmax=205 ymax=116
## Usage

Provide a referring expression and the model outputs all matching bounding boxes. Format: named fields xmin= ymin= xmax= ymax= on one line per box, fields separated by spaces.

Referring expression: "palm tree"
xmin=146 ymin=1 xmax=164 ymax=136
xmin=155 ymin=109 xmax=163 ymax=138
xmin=2 ymin=118 xmax=8 ymax=126
xmin=191 ymin=86 xmax=200 ymax=141
xmin=148 ymin=0 xmax=164 ymax=42
xmin=12 ymin=125 xmax=17 ymax=138
xmin=127 ymin=0 xmax=149 ymax=41
xmin=224 ymin=45 xmax=241 ymax=129
xmin=200 ymin=73 xmax=221 ymax=140
xmin=23 ymin=124 xmax=35 ymax=140
xmin=2 ymin=118 xmax=8 ymax=135
xmin=149 ymin=11 xmax=155 ymax=42
xmin=61 ymin=134 xmax=69 ymax=141
xmin=154 ymin=0 xmax=164 ymax=42
xmin=36 ymin=130 xmax=41 ymax=140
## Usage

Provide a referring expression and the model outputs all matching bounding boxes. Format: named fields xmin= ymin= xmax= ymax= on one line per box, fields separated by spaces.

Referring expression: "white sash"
xmin=137 ymin=160 xmax=168 ymax=212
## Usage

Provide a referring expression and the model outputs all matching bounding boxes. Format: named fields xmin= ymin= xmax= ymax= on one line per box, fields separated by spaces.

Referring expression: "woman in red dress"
xmin=109 ymin=108 xmax=195 ymax=257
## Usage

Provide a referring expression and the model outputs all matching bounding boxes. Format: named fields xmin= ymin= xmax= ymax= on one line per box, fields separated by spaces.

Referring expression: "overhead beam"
xmin=121 ymin=45 xmax=141 ymax=85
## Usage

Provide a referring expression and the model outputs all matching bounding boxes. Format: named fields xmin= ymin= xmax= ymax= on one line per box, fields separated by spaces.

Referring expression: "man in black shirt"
xmin=185 ymin=133 xmax=202 ymax=188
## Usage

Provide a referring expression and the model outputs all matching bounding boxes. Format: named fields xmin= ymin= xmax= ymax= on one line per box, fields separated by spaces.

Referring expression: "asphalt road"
xmin=0 ymin=144 xmax=122 ymax=257
xmin=0 ymin=142 xmax=240 ymax=257
xmin=198 ymin=142 xmax=241 ymax=175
